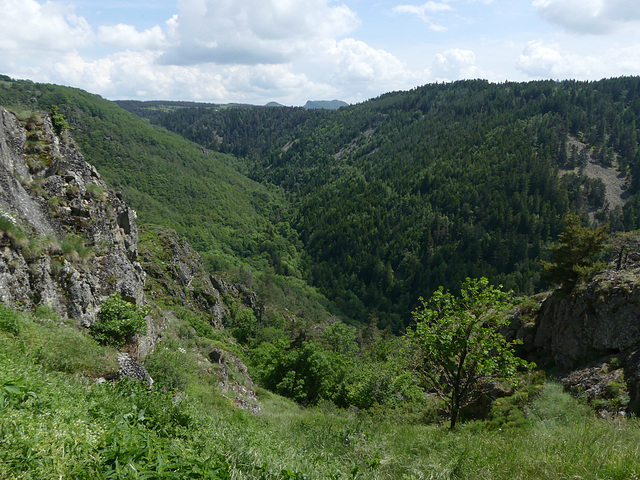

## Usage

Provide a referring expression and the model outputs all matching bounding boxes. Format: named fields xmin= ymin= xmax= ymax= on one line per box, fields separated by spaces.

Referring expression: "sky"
xmin=1 ymin=0 xmax=640 ymax=106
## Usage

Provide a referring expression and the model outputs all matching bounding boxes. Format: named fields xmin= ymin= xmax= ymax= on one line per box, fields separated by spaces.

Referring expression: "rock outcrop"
xmin=534 ymin=268 xmax=640 ymax=369
xmin=518 ymin=267 xmax=640 ymax=414
xmin=139 ymin=225 xmax=263 ymax=330
xmin=117 ymin=352 xmax=154 ymax=387
xmin=0 ymin=107 xmax=145 ymax=325
xmin=209 ymin=347 xmax=261 ymax=414
xmin=139 ymin=226 xmax=226 ymax=327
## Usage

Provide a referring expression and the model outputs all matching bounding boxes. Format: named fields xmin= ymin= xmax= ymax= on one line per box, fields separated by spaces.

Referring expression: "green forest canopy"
xmin=3 ymin=76 xmax=640 ymax=330
xmin=120 ymin=77 xmax=640 ymax=329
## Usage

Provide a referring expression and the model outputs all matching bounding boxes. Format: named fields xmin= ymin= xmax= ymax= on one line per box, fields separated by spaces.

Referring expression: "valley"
xmin=1 ymin=75 xmax=640 ymax=478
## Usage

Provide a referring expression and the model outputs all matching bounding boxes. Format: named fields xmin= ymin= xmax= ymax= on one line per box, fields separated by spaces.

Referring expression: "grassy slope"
xmin=0 ymin=79 xmax=296 ymax=274
xmin=1 ymin=308 xmax=640 ymax=479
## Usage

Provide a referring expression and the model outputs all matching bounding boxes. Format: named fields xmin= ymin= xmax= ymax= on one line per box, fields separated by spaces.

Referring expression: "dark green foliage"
xmin=4 ymin=77 xmax=640 ymax=331
xmin=125 ymin=77 xmax=640 ymax=328
xmin=541 ymin=212 xmax=609 ymax=290
xmin=251 ymin=340 xmax=344 ymax=405
xmin=320 ymin=322 xmax=359 ymax=356
xmin=227 ymin=306 xmax=258 ymax=344
xmin=90 ymin=294 xmax=150 ymax=347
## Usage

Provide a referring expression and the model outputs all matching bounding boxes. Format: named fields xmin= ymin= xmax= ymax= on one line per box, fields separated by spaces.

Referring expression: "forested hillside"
xmin=0 ymin=77 xmax=337 ymax=324
xmin=123 ymin=78 xmax=640 ymax=329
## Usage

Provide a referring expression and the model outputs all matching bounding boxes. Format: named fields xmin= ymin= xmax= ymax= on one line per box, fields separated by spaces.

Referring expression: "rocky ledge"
xmin=0 ymin=106 xmax=145 ymax=325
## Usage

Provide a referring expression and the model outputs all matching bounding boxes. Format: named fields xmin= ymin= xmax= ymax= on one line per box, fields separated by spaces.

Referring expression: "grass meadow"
xmin=1 ymin=307 xmax=640 ymax=479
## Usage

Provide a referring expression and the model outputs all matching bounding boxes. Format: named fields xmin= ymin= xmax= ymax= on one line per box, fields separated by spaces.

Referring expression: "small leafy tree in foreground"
xmin=90 ymin=294 xmax=150 ymax=347
xmin=406 ymin=277 xmax=533 ymax=429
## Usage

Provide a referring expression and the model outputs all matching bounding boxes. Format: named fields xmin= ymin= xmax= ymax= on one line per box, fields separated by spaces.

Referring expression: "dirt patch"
xmin=563 ymin=136 xmax=629 ymax=210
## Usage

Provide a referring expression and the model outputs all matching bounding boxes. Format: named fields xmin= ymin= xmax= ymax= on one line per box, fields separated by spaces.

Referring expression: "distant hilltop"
xmin=303 ymin=99 xmax=349 ymax=110
xmin=114 ymin=99 xmax=349 ymax=110
xmin=265 ymin=100 xmax=349 ymax=109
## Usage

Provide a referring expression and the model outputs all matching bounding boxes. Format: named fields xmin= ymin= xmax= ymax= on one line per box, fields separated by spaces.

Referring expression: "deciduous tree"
xmin=406 ymin=277 xmax=532 ymax=429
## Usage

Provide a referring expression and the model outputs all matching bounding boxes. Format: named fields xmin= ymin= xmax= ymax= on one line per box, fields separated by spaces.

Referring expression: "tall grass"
xmin=1 ymin=306 xmax=640 ymax=479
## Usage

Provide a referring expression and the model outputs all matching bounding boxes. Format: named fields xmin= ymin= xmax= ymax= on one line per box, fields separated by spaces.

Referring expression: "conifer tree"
xmin=541 ymin=212 xmax=609 ymax=290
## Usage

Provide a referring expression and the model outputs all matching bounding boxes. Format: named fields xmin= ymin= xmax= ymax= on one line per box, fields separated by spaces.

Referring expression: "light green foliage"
xmin=3 ymin=305 xmax=640 ymax=478
xmin=50 ymin=105 xmax=69 ymax=135
xmin=0 ymin=377 xmax=38 ymax=411
xmin=143 ymin=345 xmax=200 ymax=391
xmin=321 ymin=322 xmax=359 ymax=356
xmin=541 ymin=212 xmax=609 ymax=290
xmin=90 ymin=294 xmax=150 ymax=347
xmin=27 ymin=323 xmax=117 ymax=376
xmin=407 ymin=277 xmax=533 ymax=429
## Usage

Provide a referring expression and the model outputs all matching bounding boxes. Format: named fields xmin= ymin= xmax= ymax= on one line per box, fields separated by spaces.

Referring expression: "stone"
xmin=534 ymin=268 xmax=640 ymax=369
xmin=117 ymin=352 xmax=154 ymax=387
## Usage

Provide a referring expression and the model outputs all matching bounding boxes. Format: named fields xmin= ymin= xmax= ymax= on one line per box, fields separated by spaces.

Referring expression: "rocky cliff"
xmin=507 ymin=265 xmax=640 ymax=414
xmin=0 ymin=106 xmax=145 ymax=325
xmin=534 ymin=267 xmax=640 ymax=369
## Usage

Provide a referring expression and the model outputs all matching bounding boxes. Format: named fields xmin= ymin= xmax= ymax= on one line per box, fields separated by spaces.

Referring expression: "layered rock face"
xmin=0 ymin=107 xmax=145 ymax=325
xmin=534 ymin=268 xmax=640 ymax=369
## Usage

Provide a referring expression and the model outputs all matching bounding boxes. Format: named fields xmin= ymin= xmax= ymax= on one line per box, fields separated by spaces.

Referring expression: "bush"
xmin=50 ymin=105 xmax=69 ymax=135
xmin=0 ymin=304 xmax=20 ymax=335
xmin=144 ymin=346 xmax=198 ymax=391
xmin=90 ymin=294 xmax=150 ymax=347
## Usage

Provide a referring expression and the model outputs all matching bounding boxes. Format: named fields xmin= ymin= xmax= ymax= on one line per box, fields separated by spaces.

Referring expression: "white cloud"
xmin=393 ymin=1 xmax=453 ymax=30
xmin=222 ymin=64 xmax=335 ymax=104
xmin=516 ymin=41 xmax=600 ymax=78
xmin=532 ymin=0 xmax=640 ymax=34
xmin=431 ymin=48 xmax=480 ymax=81
xmin=98 ymin=24 xmax=168 ymax=50
xmin=51 ymin=51 xmax=229 ymax=100
xmin=326 ymin=39 xmax=415 ymax=85
xmin=161 ymin=0 xmax=360 ymax=65
xmin=0 ymin=0 xmax=93 ymax=54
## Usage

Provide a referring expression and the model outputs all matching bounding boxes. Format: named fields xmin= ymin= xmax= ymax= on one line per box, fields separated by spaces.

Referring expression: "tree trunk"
xmin=450 ymin=405 xmax=459 ymax=430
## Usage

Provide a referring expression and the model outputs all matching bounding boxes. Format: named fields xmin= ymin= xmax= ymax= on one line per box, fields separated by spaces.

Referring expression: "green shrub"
xmin=50 ymin=105 xmax=69 ymax=135
xmin=90 ymin=294 xmax=150 ymax=347
xmin=0 ymin=303 xmax=20 ymax=335
xmin=144 ymin=346 xmax=198 ymax=391
xmin=229 ymin=307 xmax=257 ymax=344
